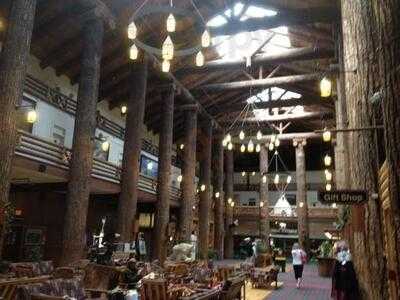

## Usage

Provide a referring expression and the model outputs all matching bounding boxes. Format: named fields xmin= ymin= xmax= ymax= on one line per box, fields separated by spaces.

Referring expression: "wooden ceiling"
xmin=0 ymin=0 xmax=340 ymax=142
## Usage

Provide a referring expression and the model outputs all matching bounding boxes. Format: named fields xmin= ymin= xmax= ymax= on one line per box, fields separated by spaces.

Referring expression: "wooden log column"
xmin=153 ymin=85 xmax=175 ymax=263
xmin=224 ymin=150 xmax=234 ymax=259
xmin=178 ymin=106 xmax=198 ymax=242
xmin=198 ymin=120 xmax=213 ymax=259
xmin=117 ymin=56 xmax=148 ymax=242
xmin=0 ymin=0 xmax=36 ymax=257
xmin=293 ymin=138 xmax=309 ymax=254
xmin=61 ymin=17 xmax=104 ymax=265
xmin=213 ymin=134 xmax=225 ymax=259
xmin=259 ymin=145 xmax=270 ymax=248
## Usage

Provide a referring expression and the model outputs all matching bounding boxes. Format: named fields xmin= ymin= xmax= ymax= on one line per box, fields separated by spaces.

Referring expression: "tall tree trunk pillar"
xmin=178 ymin=107 xmax=198 ymax=242
xmin=117 ymin=56 xmax=149 ymax=242
xmin=198 ymin=120 xmax=212 ymax=259
xmin=293 ymin=138 xmax=309 ymax=254
xmin=259 ymin=145 xmax=270 ymax=249
xmin=61 ymin=17 xmax=104 ymax=265
xmin=153 ymin=85 xmax=175 ymax=263
xmin=213 ymin=134 xmax=225 ymax=259
xmin=224 ymin=150 xmax=234 ymax=258
xmin=0 ymin=0 xmax=36 ymax=257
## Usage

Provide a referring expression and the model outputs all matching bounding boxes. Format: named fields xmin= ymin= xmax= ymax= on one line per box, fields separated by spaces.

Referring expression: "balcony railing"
xmin=234 ymin=205 xmax=338 ymax=219
xmin=14 ymin=130 xmax=181 ymax=202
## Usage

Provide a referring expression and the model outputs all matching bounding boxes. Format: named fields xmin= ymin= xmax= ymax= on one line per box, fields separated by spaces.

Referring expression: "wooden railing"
xmin=234 ymin=205 xmax=338 ymax=219
xmin=14 ymin=130 xmax=182 ymax=202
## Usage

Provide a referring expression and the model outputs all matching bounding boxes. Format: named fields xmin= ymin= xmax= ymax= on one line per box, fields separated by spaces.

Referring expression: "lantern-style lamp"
xmin=256 ymin=130 xmax=262 ymax=140
xmin=320 ymin=77 xmax=332 ymax=98
xmin=239 ymin=130 xmax=245 ymax=140
xmin=201 ymin=30 xmax=211 ymax=47
xmin=129 ymin=44 xmax=139 ymax=60
xmin=196 ymin=51 xmax=204 ymax=67
xmin=255 ymin=144 xmax=261 ymax=153
xmin=247 ymin=140 xmax=254 ymax=152
xmin=324 ymin=154 xmax=332 ymax=166
xmin=240 ymin=144 xmax=246 ymax=153
xmin=162 ymin=59 xmax=170 ymax=73
xmin=323 ymin=129 xmax=332 ymax=142
xmin=274 ymin=174 xmax=280 ymax=184
xmin=227 ymin=142 xmax=233 ymax=151
xmin=162 ymin=36 xmax=174 ymax=60
xmin=27 ymin=109 xmax=38 ymax=123
xmin=166 ymin=13 xmax=176 ymax=32
xmin=127 ymin=22 xmax=137 ymax=40
xmin=121 ymin=105 xmax=127 ymax=114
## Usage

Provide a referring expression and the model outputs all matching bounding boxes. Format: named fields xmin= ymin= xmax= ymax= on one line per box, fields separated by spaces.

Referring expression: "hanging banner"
xmin=318 ymin=190 xmax=368 ymax=205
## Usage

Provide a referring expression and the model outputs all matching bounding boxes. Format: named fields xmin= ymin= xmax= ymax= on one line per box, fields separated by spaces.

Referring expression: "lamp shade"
xmin=320 ymin=77 xmax=332 ymax=97
xmin=127 ymin=22 xmax=137 ymax=40
xmin=162 ymin=36 xmax=174 ymax=60
xmin=196 ymin=51 xmax=204 ymax=67
xmin=166 ymin=14 xmax=176 ymax=32
xmin=201 ymin=30 xmax=211 ymax=47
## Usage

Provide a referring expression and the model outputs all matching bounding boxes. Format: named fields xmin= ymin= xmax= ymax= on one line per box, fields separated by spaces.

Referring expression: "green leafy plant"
xmin=256 ymin=242 xmax=269 ymax=254
xmin=319 ymin=241 xmax=333 ymax=258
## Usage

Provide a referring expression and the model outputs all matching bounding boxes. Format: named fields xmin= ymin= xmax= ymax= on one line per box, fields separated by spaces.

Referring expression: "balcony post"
xmin=293 ymin=138 xmax=310 ymax=254
xmin=152 ymin=85 xmax=175 ymax=263
xmin=213 ymin=133 xmax=225 ymax=259
xmin=259 ymin=145 xmax=271 ymax=249
xmin=0 ymin=0 xmax=36 ymax=257
xmin=178 ymin=106 xmax=198 ymax=242
xmin=224 ymin=150 xmax=234 ymax=258
xmin=198 ymin=120 xmax=213 ymax=259
xmin=117 ymin=56 xmax=149 ymax=242
xmin=60 ymin=17 xmax=104 ymax=265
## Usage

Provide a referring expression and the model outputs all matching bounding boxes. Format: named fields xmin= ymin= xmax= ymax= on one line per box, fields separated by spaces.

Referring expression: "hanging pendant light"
xmin=324 ymin=154 xmax=332 ymax=166
xmin=196 ymin=51 xmax=204 ymax=67
xmin=162 ymin=59 xmax=170 ymax=72
xmin=256 ymin=130 xmax=262 ymax=140
xmin=274 ymin=174 xmax=280 ymax=185
xmin=262 ymin=175 xmax=267 ymax=184
xmin=166 ymin=13 xmax=176 ymax=32
xmin=226 ymin=133 xmax=232 ymax=142
xmin=323 ymin=128 xmax=332 ymax=142
xmin=127 ymin=22 xmax=137 ymax=40
xmin=215 ymin=192 xmax=220 ymax=198
xmin=252 ymin=171 xmax=256 ymax=176
xmin=121 ymin=105 xmax=127 ymax=114
xmin=247 ymin=139 xmax=254 ymax=152
xmin=320 ymin=77 xmax=332 ymax=98
xmin=227 ymin=142 xmax=233 ymax=151
xmin=326 ymin=183 xmax=332 ymax=191
xmin=200 ymin=184 xmax=206 ymax=192
xmin=268 ymin=143 xmax=274 ymax=151
xmin=222 ymin=138 xmax=228 ymax=147
xmin=325 ymin=170 xmax=333 ymax=181
xmin=239 ymin=130 xmax=245 ymax=140
xmin=270 ymin=135 xmax=276 ymax=143
xmin=241 ymin=171 xmax=246 ymax=177
xmin=287 ymin=175 xmax=292 ymax=184
xmin=179 ymin=144 xmax=184 ymax=150
xmin=255 ymin=144 xmax=261 ymax=153
xmin=227 ymin=198 xmax=232 ymax=204
xmin=201 ymin=30 xmax=211 ymax=47
xmin=162 ymin=36 xmax=174 ymax=60
xmin=230 ymin=201 xmax=235 ymax=207
xmin=129 ymin=44 xmax=139 ymax=60
xmin=274 ymin=138 xmax=280 ymax=147
xmin=177 ymin=175 xmax=183 ymax=182
xmin=240 ymin=144 xmax=246 ymax=152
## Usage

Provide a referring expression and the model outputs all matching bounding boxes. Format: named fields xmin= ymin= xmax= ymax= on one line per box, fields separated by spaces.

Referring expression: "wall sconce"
xmin=16 ymin=103 xmax=38 ymax=124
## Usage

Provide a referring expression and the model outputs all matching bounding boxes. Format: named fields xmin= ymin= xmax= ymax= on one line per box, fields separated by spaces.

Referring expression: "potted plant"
xmin=317 ymin=241 xmax=335 ymax=277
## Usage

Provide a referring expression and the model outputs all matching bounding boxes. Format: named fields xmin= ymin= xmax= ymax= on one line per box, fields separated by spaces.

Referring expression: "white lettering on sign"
xmin=319 ymin=191 xmax=367 ymax=205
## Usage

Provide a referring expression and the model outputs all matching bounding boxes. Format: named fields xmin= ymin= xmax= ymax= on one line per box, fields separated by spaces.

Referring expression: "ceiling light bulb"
xmin=324 ymin=154 xmax=332 ymax=166
xmin=241 ymin=171 xmax=246 ymax=177
xmin=27 ymin=109 xmax=37 ymax=123
xmin=247 ymin=140 xmax=254 ymax=152
xmin=274 ymin=138 xmax=280 ymax=147
xmin=323 ymin=129 xmax=332 ymax=142
xmin=201 ymin=30 xmax=211 ymax=47
xmin=239 ymin=130 xmax=245 ymax=140
xmin=222 ymin=139 xmax=228 ymax=147
xmin=101 ymin=140 xmax=110 ymax=152
xmin=121 ymin=105 xmax=127 ymax=114
xmin=215 ymin=192 xmax=220 ymax=198
xmin=127 ymin=22 xmax=137 ymax=40
xmin=259 ymin=201 xmax=264 ymax=208
xmin=129 ymin=44 xmax=139 ymax=60
xmin=166 ymin=13 xmax=176 ymax=32
xmin=162 ymin=59 xmax=170 ymax=73
xmin=200 ymin=184 xmax=206 ymax=192
xmin=255 ymin=144 xmax=261 ymax=152
xmin=268 ymin=143 xmax=274 ymax=151
xmin=162 ymin=36 xmax=174 ymax=60
xmin=177 ymin=175 xmax=183 ymax=182
xmin=196 ymin=51 xmax=204 ymax=67
xmin=320 ymin=77 xmax=332 ymax=98
xmin=227 ymin=142 xmax=233 ymax=150
xmin=240 ymin=144 xmax=246 ymax=153
xmin=274 ymin=174 xmax=280 ymax=185
xmin=262 ymin=175 xmax=267 ymax=184
xmin=326 ymin=183 xmax=332 ymax=191
xmin=256 ymin=130 xmax=262 ymax=140
xmin=287 ymin=175 xmax=292 ymax=184
xmin=227 ymin=198 xmax=232 ymax=204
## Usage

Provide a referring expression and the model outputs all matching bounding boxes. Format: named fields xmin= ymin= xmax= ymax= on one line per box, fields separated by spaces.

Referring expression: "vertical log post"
xmin=178 ymin=107 xmax=198 ymax=242
xmin=224 ymin=150 xmax=234 ymax=258
xmin=0 ymin=0 xmax=36 ymax=257
xmin=293 ymin=138 xmax=309 ymax=254
xmin=117 ymin=56 xmax=149 ymax=242
xmin=259 ymin=145 xmax=270 ymax=249
xmin=198 ymin=120 xmax=212 ymax=259
xmin=213 ymin=134 xmax=225 ymax=259
xmin=61 ymin=17 xmax=104 ymax=265
xmin=153 ymin=85 xmax=175 ymax=263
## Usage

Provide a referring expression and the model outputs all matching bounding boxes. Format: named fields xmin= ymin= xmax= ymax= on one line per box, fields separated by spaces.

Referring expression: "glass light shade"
xmin=227 ymin=142 xmax=233 ymax=150
xmin=215 ymin=192 xmax=220 ymax=198
xmin=320 ymin=77 xmax=332 ymax=97
xmin=268 ymin=143 xmax=274 ymax=151
xmin=230 ymin=201 xmax=235 ymax=207
xmin=256 ymin=130 xmax=262 ymax=140
xmin=27 ymin=110 xmax=37 ymax=123
xmin=101 ymin=140 xmax=110 ymax=152
xmin=252 ymin=171 xmax=256 ymax=176
xmin=196 ymin=51 xmax=204 ymax=67
xmin=324 ymin=154 xmax=332 ymax=166
xmin=241 ymin=171 xmax=246 ymax=177
xmin=323 ymin=129 xmax=332 ymax=142
xmin=326 ymin=183 xmax=332 ymax=191
xmin=325 ymin=170 xmax=333 ymax=181
xmin=166 ymin=14 xmax=176 ymax=32
xmin=274 ymin=138 xmax=280 ymax=147
xmin=177 ymin=175 xmax=183 ymax=182
xmin=201 ymin=30 xmax=211 ymax=47
xmin=121 ymin=105 xmax=127 ymax=114
xmin=222 ymin=139 xmax=228 ymax=147
xmin=262 ymin=175 xmax=267 ymax=184
xmin=227 ymin=198 xmax=232 ymax=204
xmin=127 ymin=22 xmax=137 ymax=40
xmin=259 ymin=201 xmax=264 ymax=208
xmin=287 ymin=175 xmax=292 ymax=184
xmin=247 ymin=140 xmax=254 ymax=152
xmin=162 ymin=59 xmax=170 ymax=73
xmin=200 ymin=184 xmax=206 ymax=191
xmin=226 ymin=133 xmax=232 ymax=142
xmin=274 ymin=174 xmax=280 ymax=184
xmin=299 ymin=202 xmax=304 ymax=208
xmin=255 ymin=144 xmax=261 ymax=152
xmin=179 ymin=144 xmax=184 ymax=150
xmin=240 ymin=144 xmax=246 ymax=152
xmin=239 ymin=130 xmax=245 ymax=140
xmin=162 ymin=36 xmax=174 ymax=60
xmin=129 ymin=44 xmax=138 ymax=60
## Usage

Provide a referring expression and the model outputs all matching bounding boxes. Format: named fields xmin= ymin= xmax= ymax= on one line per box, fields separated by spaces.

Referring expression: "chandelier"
xmin=127 ymin=0 xmax=211 ymax=72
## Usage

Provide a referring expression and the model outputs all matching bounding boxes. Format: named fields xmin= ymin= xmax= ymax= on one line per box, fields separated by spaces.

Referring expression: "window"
xmin=16 ymin=98 xmax=35 ymax=133
xmin=140 ymin=155 xmax=158 ymax=178
xmin=52 ymin=125 xmax=66 ymax=146
xmin=93 ymin=134 xmax=109 ymax=161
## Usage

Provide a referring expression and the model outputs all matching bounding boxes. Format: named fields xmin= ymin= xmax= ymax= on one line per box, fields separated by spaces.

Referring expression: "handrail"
xmin=234 ymin=205 xmax=337 ymax=219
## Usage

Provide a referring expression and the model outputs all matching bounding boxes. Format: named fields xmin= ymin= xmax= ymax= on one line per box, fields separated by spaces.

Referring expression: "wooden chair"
xmin=141 ymin=278 xmax=168 ymax=300
xmin=0 ymin=276 xmax=51 ymax=300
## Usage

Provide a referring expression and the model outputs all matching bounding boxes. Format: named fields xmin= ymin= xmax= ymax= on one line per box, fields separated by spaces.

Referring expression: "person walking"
xmin=291 ymin=243 xmax=307 ymax=288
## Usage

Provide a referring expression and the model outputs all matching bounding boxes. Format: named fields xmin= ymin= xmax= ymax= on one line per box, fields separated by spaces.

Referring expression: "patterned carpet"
xmin=266 ymin=264 xmax=332 ymax=300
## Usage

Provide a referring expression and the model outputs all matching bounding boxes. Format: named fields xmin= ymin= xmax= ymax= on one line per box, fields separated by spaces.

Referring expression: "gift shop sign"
xmin=318 ymin=190 xmax=368 ymax=205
